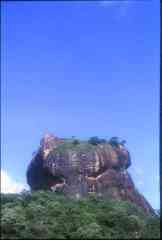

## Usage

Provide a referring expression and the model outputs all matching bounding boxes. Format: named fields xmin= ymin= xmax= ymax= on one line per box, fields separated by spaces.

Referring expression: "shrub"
xmin=1 ymin=191 xmax=160 ymax=239
xmin=108 ymin=137 xmax=120 ymax=146
xmin=141 ymin=216 xmax=160 ymax=239
xmin=88 ymin=136 xmax=106 ymax=145
xmin=108 ymin=137 xmax=127 ymax=147
xmin=88 ymin=136 xmax=100 ymax=145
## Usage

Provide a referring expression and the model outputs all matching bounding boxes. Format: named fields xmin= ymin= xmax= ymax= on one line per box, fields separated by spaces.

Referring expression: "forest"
xmin=1 ymin=190 xmax=160 ymax=239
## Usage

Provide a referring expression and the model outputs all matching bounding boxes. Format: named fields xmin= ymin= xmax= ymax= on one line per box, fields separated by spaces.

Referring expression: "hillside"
xmin=1 ymin=191 xmax=160 ymax=239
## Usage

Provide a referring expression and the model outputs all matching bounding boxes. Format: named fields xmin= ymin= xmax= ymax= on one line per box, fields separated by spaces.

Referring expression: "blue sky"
xmin=1 ymin=1 xmax=160 ymax=209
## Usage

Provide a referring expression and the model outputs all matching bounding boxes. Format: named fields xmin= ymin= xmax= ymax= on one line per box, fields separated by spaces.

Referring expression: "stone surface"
xmin=26 ymin=133 xmax=154 ymax=215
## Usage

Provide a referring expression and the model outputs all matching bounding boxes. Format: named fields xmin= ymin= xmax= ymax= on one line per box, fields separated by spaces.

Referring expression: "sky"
xmin=1 ymin=1 xmax=160 ymax=209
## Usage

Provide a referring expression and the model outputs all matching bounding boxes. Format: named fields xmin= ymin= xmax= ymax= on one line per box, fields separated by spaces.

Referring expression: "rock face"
xmin=27 ymin=133 xmax=154 ymax=215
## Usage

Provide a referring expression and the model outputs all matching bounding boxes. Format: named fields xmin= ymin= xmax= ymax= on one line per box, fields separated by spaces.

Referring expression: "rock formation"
xmin=27 ymin=133 xmax=154 ymax=215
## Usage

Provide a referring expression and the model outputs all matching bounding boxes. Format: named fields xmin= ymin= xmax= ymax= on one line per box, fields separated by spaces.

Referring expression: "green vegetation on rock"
xmin=52 ymin=140 xmax=96 ymax=155
xmin=1 ymin=191 xmax=160 ymax=239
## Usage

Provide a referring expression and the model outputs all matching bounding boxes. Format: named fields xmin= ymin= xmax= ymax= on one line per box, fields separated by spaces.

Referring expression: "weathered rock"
xmin=26 ymin=133 xmax=154 ymax=215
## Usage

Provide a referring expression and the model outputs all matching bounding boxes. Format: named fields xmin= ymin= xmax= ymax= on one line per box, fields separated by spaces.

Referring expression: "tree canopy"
xmin=1 ymin=191 xmax=160 ymax=239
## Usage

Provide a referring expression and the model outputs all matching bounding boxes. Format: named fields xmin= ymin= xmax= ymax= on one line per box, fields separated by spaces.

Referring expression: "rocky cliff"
xmin=26 ymin=133 xmax=154 ymax=215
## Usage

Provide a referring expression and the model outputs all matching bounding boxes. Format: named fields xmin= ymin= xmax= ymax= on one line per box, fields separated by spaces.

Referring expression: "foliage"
xmin=52 ymin=141 xmax=95 ymax=155
xmin=88 ymin=136 xmax=107 ymax=145
xmin=108 ymin=137 xmax=126 ymax=147
xmin=1 ymin=191 xmax=160 ymax=239
xmin=141 ymin=216 xmax=160 ymax=239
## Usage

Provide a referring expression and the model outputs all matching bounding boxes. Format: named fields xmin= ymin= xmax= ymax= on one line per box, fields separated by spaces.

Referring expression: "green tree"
xmin=88 ymin=136 xmax=106 ymax=145
xmin=1 ymin=191 xmax=160 ymax=239
xmin=108 ymin=137 xmax=121 ymax=147
xmin=141 ymin=216 xmax=160 ymax=239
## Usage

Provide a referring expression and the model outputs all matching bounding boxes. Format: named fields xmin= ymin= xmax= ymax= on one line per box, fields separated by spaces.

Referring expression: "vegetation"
xmin=52 ymin=136 xmax=108 ymax=155
xmin=52 ymin=136 xmax=127 ymax=152
xmin=52 ymin=140 xmax=96 ymax=155
xmin=1 ymin=191 xmax=160 ymax=239
xmin=108 ymin=137 xmax=126 ymax=147
xmin=88 ymin=136 xmax=107 ymax=145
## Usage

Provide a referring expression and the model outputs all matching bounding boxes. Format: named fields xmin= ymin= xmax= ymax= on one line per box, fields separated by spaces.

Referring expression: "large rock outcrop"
xmin=27 ymin=133 xmax=154 ymax=215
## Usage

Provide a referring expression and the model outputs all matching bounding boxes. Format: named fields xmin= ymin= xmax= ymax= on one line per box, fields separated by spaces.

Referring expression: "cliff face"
xmin=27 ymin=133 xmax=154 ymax=215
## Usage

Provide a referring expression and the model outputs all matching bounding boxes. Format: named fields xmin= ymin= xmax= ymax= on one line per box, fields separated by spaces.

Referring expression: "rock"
xmin=26 ymin=133 xmax=154 ymax=215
